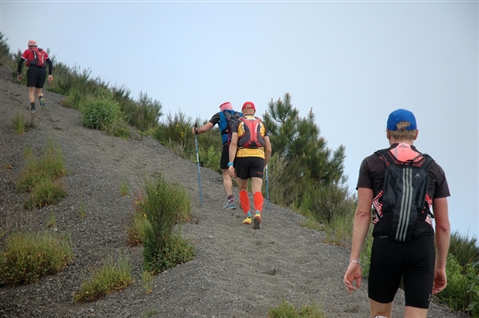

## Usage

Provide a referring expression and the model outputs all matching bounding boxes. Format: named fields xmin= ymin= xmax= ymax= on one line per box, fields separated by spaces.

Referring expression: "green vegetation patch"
xmin=133 ymin=174 xmax=195 ymax=274
xmin=74 ymin=254 xmax=133 ymax=302
xmin=11 ymin=111 xmax=36 ymax=135
xmin=0 ymin=230 xmax=73 ymax=284
xmin=17 ymin=140 xmax=67 ymax=209
xmin=268 ymin=299 xmax=326 ymax=318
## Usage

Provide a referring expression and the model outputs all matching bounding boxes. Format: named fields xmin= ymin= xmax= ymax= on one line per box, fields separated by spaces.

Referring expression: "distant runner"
xmin=17 ymin=40 xmax=53 ymax=113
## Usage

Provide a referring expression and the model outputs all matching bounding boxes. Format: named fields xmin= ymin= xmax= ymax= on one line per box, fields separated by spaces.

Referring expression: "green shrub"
xmin=0 ymin=230 xmax=73 ymax=284
xmin=434 ymin=232 xmax=479 ymax=316
xmin=466 ymin=264 xmax=479 ymax=316
xmin=46 ymin=211 xmax=57 ymax=228
xmin=104 ymin=119 xmax=131 ymax=139
xmin=62 ymin=86 xmax=85 ymax=110
xmin=17 ymin=141 xmax=67 ymax=209
xmin=119 ymin=91 xmax=162 ymax=132
xmin=11 ymin=111 xmax=35 ymax=134
xmin=141 ymin=270 xmax=154 ymax=294
xmin=138 ymin=174 xmax=194 ymax=274
xmin=81 ymin=94 xmax=122 ymax=130
xmin=24 ymin=178 xmax=66 ymax=209
xmin=268 ymin=299 xmax=326 ymax=318
xmin=127 ymin=209 xmax=151 ymax=246
xmin=310 ymin=183 xmax=354 ymax=224
xmin=119 ymin=178 xmax=130 ymax=197
xmin=78 ymin=199 xmax=87 ymax=218
xmin=198 ymin=145 xmax=221 ymax=172
xmin=323 ymin=207 xmax=354 ymax=247
xmin=74 ymin=254 xmax=133 ymax=302
xmin=145 ymin=230 xmax=195 ymax=274
xmin=154 ymin=111 xmax=193 ymax=156
xmin=48 ymin=63 xmax=107 ymax=97
xmin=0 ymin=32 xmax=14 ymax=68
xmin=191 ymin=121 xmax=222 ymax=166
xmin=264 ymin=153 xmax=287 ymax=206
xmin=142 ymin=308 xmax=158 ymax=318
xmin=436 ymin=254 xmax=476 ymax=313
xmin=449 ymin=231 xmax=479 ymax=267
xmin=17 ymin=141 xmax=66 ymax=192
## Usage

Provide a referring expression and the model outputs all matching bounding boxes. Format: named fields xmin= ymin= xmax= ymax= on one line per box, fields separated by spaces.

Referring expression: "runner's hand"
xmin=228 ymin=166 xmax=235 ymax=178
xmin=17 ymin=75 xmax=22 ymax=82
xmin=432 ymin=268 xmax=447 ymax=294
xmin=47 ymin=75 xmax=53 ymax=83
xmin=343 ymin=262 xmax=362 ymax=293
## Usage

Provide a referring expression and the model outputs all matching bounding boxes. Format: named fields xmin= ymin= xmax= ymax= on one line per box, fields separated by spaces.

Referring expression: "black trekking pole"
xmin=194 ymin=124 xmax=203 ymax=205
xmin=265 ymin=163 xmax=269 ymax=210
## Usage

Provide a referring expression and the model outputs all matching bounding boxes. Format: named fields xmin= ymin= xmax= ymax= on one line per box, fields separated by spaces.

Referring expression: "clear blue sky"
xmin=2 ymin=1 xmax=478 ymax=238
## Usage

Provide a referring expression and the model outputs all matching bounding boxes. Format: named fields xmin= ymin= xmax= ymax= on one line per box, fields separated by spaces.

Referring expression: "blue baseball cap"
xmin=387 ymin=109 xmax=417 ymax=131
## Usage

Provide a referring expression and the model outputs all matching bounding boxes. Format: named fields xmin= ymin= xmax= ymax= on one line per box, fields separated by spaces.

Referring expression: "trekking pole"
xmin=194 ymin=124 xmax=203 ymax=205
xmin=265 ymin=164 xmax=269 ymax=210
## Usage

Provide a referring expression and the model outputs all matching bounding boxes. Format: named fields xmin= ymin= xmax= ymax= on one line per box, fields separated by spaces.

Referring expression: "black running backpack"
xmin=373 ymin=148 xmax=435 ymax=242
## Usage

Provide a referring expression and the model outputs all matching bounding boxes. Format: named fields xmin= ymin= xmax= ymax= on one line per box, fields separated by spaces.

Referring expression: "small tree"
xmin=0 ymin=32 xmax=13 ymax=67
xmin=263 ymin=93 xmax=346 ymax=209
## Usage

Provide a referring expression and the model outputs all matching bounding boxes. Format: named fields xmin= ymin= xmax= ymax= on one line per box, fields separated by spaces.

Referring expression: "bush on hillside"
xmin=449 ymin=231 xmax=479 ymax=267
xmin=436 ymin=254 xmax=479 ymax=315
xmin=81 ymin=94 xmax=122 ymax=130
xmin=136 ymin=174 xmax=194 ymax=274
xmin=0 ymin=231 xmax=73 ymax=284
xmin=74 ymin=254 xmax=133 ymax=302
xmin=17 ymin=141 xmax=67 ymax=209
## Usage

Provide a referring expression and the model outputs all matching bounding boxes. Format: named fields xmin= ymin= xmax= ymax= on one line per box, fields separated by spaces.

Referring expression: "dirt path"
xmin=0 ymin=66 xmax=467 ymax=318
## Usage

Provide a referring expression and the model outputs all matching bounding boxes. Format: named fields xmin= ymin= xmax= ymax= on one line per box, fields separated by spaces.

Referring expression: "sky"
xmin=2 ymin=1 xmax=478 ymax=238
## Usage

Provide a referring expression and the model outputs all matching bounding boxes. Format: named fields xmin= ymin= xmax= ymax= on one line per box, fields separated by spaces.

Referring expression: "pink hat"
xmin=242 ymin=101 xmax=255 ymax=111
xmin=28 ymin=40 xmax=37 ymax=47
xmin=219 ymin=102 xmax=233 ymax=111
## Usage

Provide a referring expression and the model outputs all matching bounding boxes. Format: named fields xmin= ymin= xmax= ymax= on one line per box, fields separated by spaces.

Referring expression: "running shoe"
xmin=223 ymin=201 xmax=236 ymax=210
xmin=242 ymin=216 xmax=252 ymax=225
xmin=39 ymin=97 xmax=46 ymax=109
xmin=253 ymin=213 xmax=261 ymax=230
xmin=31 ymin=105 xmax=37 ymax=113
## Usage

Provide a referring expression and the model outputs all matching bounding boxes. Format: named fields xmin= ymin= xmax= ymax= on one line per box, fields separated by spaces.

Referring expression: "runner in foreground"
xmin=343 ymin=109 xmax=451 ymax=318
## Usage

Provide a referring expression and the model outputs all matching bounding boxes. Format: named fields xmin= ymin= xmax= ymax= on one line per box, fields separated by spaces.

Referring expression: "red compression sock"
xmin=239 ymin=190 xmax=250 ymax=215
xmin=253 ymin=192 xmax=263 ymax=213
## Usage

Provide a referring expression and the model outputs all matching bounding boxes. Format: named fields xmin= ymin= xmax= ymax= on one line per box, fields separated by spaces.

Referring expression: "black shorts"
xmin=235 ymin=157 xmax=264 ymax=180
xmin=368 ymin=235 xmax=435 ymax=308
xmin=220 ymin=144 xmax=229 ymax=170
xmin=27 ymin=66 xmax=47 ymax=88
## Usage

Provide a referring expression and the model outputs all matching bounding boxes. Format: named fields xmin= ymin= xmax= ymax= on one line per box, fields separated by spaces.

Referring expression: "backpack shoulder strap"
xmin=374 ymin=148 xmax=393 ymax=166
xmin=419 ymin=154 xmax=435 ymax=171
xmin=219 ymin=111 xmax=230 ymax=134
xmin=375 ymin=145 xmax=432 ymax=167
xmin=223 ymin=110 xmax=232 ymax=119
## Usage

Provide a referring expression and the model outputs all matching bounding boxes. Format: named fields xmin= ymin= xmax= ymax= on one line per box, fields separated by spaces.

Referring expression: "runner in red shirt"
xmin=17 ymin=40 xmax=53 ymax=113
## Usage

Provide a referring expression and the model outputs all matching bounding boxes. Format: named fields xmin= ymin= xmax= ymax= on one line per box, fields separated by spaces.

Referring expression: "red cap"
xmin=242 ymin=101 xmax=255 ymax=111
